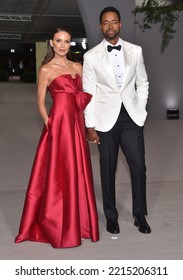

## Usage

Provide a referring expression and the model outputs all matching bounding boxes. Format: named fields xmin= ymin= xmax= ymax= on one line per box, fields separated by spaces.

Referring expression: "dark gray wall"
xmin=77 ymin=0 xmax=183 ymax=119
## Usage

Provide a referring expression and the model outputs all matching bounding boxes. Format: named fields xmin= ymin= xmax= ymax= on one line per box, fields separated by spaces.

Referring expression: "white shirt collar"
xmin=104 ymin=38 xmax=123 ymax=48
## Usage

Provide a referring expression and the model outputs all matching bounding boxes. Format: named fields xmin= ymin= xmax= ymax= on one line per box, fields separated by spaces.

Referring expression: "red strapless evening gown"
xmin=15 ymin=74 xmax=99 ymax=248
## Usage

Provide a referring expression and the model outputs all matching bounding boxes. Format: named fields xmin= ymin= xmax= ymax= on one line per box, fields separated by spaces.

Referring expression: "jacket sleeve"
xmin=135 ymin=46 xmax=149 ymax=108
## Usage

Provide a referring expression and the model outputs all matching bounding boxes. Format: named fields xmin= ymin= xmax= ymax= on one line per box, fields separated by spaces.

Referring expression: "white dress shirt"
xmin=104 ymin=38 xmax=124 ymax=89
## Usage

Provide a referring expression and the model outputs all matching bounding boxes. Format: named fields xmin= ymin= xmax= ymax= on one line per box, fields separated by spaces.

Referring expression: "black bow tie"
xmin=107 ymin=45 xmax=121 ymax=52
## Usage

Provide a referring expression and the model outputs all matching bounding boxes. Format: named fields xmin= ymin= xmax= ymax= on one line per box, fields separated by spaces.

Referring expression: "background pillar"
xmin=35 ymin=41 xmax=48 ymax=82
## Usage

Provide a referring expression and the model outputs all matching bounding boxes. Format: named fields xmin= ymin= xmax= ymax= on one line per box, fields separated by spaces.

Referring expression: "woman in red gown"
xmin=15 ymin=27 xmax=99 ymax=248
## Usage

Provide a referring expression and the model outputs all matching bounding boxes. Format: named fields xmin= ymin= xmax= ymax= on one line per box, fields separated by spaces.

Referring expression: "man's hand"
xmin=86 ymin=128 xmax=100 ymax=144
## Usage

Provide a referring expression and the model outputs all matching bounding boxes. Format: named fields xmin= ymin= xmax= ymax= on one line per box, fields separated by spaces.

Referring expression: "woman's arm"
xmin=37 ymin=66 xmax=50 ymax=126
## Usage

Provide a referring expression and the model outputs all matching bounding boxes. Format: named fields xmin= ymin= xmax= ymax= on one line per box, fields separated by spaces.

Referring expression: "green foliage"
xmin=133 ymin=0 xmax=183 ymax=53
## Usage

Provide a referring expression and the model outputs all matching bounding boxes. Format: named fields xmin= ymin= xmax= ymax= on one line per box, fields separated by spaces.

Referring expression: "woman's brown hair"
xmin=42 ymin=27 xmax=72 ymax=65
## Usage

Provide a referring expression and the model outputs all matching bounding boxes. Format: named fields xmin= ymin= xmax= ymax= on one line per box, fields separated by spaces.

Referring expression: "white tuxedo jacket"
xmin=83 ymin=39 xmax=149 ymax=131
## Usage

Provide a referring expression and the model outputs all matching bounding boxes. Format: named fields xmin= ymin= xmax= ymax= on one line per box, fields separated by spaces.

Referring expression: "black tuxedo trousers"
xmin=96 ymin=103 xmax=147 ymax=221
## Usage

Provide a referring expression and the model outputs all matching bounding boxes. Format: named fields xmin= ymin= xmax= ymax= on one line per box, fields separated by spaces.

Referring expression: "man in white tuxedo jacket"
xmin=83 ymin=6 xmax=151 ymax=234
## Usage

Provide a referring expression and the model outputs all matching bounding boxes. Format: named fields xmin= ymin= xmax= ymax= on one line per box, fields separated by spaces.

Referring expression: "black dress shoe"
xmin=134 ymin=214 xmax=151 ymax=234
xmin=106 ymin=219 xmax=120 ymax=234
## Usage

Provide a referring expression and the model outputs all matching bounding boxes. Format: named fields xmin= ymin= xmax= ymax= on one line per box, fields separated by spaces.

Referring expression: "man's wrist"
xmin=87 ymin=127 xmax=95 ymax=130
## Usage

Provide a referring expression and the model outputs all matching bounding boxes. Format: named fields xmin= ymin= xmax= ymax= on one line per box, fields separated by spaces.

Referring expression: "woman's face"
xmin=50 ymin=31 xmax=71 ymax=56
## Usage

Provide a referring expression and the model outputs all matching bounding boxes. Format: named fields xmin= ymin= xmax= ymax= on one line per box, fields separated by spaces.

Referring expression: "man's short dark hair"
xmin=99 ymin=6 xmax=121 ymax=23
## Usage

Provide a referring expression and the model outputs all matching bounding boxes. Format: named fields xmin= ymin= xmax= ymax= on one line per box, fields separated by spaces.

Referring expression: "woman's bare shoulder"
xmin=39 ymin=63 xmax=52 ymax=73
xmin=39 ymin=64 xmax=54 ymax=79
xmin=72 ymin=61 xmax=82 ymax=75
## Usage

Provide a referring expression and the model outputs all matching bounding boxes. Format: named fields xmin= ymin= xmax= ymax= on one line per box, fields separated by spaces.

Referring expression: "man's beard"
xmin=102 ymin=29 xmax=120 ymax=41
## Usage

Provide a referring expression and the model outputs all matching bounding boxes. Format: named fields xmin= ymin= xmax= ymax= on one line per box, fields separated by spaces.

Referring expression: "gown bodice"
xmin=47 ymin=74 xmax=92 ymax=111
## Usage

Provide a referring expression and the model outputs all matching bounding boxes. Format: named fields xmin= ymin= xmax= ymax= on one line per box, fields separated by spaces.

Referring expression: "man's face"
xmin=100 ymin=11 xmax=121 ymax=42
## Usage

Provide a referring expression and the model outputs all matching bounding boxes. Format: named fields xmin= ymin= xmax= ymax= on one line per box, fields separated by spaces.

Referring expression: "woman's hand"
xmin=45 ymin=117 xmax=49 ymax=128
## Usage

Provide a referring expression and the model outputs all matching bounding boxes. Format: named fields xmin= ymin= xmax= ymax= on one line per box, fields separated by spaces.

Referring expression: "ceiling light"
xmin=81 ymin=40 xmax=87 ymax=50
xmin=71 ymin=41 xmax=76 ymax=46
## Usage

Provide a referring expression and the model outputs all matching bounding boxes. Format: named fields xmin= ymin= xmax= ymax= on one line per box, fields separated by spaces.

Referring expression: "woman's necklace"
xmin=54 ymin=60 xmax=69 ymax=67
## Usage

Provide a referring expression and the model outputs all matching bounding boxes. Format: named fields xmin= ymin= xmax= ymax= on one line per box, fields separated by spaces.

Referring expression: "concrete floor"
xmin=0 ymin=80 xmax=183 ymax=262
